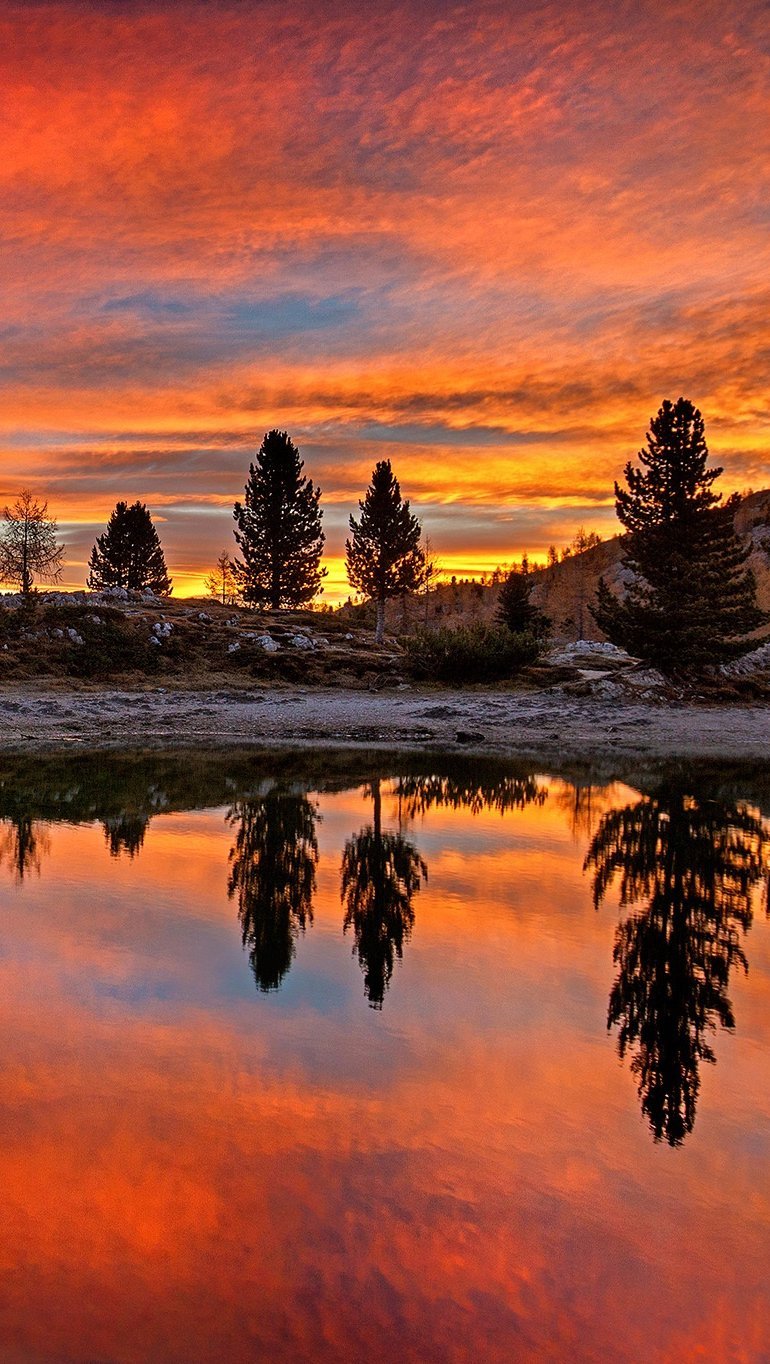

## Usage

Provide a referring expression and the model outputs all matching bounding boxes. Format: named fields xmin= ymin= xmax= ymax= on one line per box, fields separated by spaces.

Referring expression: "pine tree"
xmin=88 ymin=501 xmax=171 ymax=595
xmin=592 ymin=398 xmax=765 ymax=674
xmin=232 ymin=430 xmax=325 ymax=610
xmin=0 ymin=490 xmax=64 ymax=594
xmin=346 ymin=460 xmax=423 ymax=643
xmin=495 ymin=567 xmax=550 ymax=639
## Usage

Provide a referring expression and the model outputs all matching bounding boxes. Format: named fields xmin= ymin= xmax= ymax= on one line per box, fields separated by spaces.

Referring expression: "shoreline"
xmin=0 ymin=682 xmax=768 ymax=766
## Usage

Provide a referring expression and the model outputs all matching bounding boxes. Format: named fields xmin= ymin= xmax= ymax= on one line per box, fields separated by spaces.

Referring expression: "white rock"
xmin=720 ymin=641 xmax=770 ymax=677
xmin=152 ymin=621 xmax=173 ymax=638
xmin=227 ymin=641 xmax=241 ymax=653
xmin=256 ymin=635 xmax=280 ymax=652
xmin=66 ymin=628 xmax=84 ymax=645
xmin=566 ymin=640 xmax=629 ymax=656
xmin=290 ymin=634 xmax=314 ymax=650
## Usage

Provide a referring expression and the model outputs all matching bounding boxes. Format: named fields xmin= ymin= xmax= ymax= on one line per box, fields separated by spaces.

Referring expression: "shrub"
xmin=402 ymin=623 xmax=541 ymax=683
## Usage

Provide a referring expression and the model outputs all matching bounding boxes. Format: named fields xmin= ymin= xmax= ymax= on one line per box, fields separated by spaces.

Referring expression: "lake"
xmin=0 ymin=749 xmax=768 ymax=1363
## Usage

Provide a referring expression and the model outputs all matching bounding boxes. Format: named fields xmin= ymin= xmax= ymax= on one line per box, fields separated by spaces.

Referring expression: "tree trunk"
xmin=375 ymin=597 xmax=385 ymax=645
xmin=21 ymin=521 xmax=30 ymax=595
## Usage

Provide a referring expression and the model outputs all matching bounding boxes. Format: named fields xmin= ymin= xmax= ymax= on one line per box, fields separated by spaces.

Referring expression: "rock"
xmin=290 ymin=634 xmax=314 ymax=650
xmin=720 ymin=642 xmax=770 ymax=678
xmin=562 ymin=640 xmax=630 ymax=658
xmin=66 ymin=628 xmax=84 ymax=645
xmin=101 ymin=586 xmax=129 ymax=602
xmin=622 ymin=667 xmax=667 ymax=691
xmin=152 ymin=621 xmax=173 ymax=639
xmin=198 ymin=612 xmax=211 ymax=622
xmin=227 ymin=641 xmax=241 ymax=653
xmin=256 ymin=635 xmax=279 ymax=652
xmin=455 ymin=729 xmax=485 ymax=744
xmin=149 ymin=636 xmax=161 ymax=647
xmin=85 ymin=613 xmax=102 ymax=625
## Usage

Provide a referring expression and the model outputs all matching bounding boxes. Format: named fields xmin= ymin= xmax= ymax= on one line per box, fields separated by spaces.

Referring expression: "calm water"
xmin=0 ymin=749 xmax=769 ymax=1363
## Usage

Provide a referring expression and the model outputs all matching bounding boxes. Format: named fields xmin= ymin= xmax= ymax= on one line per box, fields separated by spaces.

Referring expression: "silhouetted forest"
xmin=2 ymin=402 xmax=768 ymax=673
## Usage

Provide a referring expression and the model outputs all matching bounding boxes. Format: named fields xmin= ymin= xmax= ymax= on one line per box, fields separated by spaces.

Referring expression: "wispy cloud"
xmin=1 ymin=0 xmax=768 ymax=592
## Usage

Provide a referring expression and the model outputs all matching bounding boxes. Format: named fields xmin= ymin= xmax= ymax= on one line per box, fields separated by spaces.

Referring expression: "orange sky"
xmin=2 ymin=0 xmax=769 ymax=598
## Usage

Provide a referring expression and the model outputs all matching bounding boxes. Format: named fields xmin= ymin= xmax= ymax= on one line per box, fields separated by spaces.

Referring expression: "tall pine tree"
xmin=592 ymin=398 xmax=765 ymax=674
xmin=346 ymin=460 xmax=423 ymax=643
xmin=233 ymin=430 xmax=325 ymax=609
xmin=88 ymin=501 xmax=171 ymax=595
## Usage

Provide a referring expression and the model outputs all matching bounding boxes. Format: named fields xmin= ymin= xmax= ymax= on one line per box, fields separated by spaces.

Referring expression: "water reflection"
xmin=0 ymin=752 xmax=769 ymax=1357
xmin=102 ymin=812 xmax=150 ymax=859
xmin=342 ymin=778 xmax=427 ymax=1007
xmin=395 ymin=772 xmax=546 ymax=817
xmin=227 ymin=790 xmax=319 ymax=992
xmin=0 ymin=815 xmax=50 ymax=882
xmin=1 ymin=750 xmax=769 ymax=1151
xmin=587 ymin=790 xmax=770 ymax=1145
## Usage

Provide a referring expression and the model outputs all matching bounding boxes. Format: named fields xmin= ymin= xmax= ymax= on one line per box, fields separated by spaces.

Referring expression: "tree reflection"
xmin=395 ymin=772 xmax=546 ymax=818
xmin=586 ymin=790 xmax=770 ymax=1145
xmin=227 ymin=792 xmax=319 ymax=992
xmin=0 ymin=817 xmax=50 ymax=883
xmin=102 ymin=814 xmax=150 ymax=859
xmin=342 ymin=779 xmax=427 ymax=1008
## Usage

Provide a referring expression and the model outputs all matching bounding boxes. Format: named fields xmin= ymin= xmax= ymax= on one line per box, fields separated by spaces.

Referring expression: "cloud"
xmin=0 ymin=0 xmax=768 ymax=593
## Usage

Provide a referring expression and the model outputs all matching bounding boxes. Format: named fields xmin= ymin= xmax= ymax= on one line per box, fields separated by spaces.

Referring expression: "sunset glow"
xmin=3 ymin=1 xmax=769 ymax=598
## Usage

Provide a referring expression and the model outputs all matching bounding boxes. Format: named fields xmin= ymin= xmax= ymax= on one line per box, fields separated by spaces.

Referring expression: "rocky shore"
xmin=0 ymin=681 xmax=768 ymax=767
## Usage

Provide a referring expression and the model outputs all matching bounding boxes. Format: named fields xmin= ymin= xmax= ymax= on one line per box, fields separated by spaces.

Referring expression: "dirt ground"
xmin=0 ymin=681 xmax=768 ymax=767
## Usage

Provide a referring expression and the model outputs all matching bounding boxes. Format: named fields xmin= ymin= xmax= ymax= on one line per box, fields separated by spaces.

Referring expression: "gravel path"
xmin=0 ymin=683 xmax=768 ymax=764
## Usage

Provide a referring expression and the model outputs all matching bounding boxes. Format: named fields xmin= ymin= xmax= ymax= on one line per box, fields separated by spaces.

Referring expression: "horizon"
xmin=2 ymin=0 xmax=768 ymax=602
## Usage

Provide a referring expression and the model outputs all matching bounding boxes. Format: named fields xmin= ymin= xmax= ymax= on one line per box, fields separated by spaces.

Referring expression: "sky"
xmin=2 ymin=0 xmax=769 ymax=599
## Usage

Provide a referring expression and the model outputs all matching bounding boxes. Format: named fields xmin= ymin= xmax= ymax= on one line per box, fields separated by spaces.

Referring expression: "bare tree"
xmin=206 ymin=550 xmax=240 ymax=606
xmin=0 ymin=490 xmax=64 ymax=594
xmin=420 ymin=536 xmax=441 ymax=625
xmin=570 ymin=526 xmax=603 ymax=639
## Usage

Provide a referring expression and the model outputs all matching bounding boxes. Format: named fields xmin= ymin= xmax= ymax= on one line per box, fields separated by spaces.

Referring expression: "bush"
xmin=402 ymin=623 xmax=541 ymax=683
